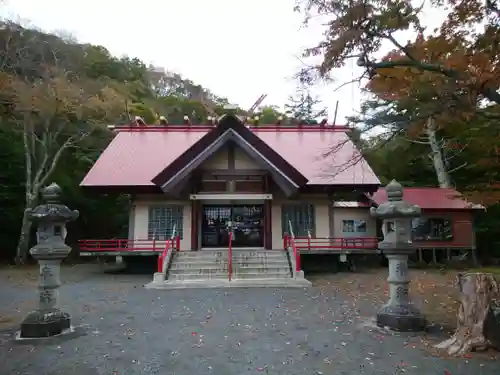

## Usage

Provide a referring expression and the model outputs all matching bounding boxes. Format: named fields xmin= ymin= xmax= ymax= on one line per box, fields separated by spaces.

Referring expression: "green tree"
xmin=285 ymin=84 xmax=327 ymax=121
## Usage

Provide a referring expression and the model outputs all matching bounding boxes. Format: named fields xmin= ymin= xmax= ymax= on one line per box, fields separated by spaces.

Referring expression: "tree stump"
xmin=435 ymin=272 xmax=500 ymax=356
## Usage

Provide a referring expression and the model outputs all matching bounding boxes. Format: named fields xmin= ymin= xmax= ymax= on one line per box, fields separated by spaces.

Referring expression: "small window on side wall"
xmin=412 ymin=217 xmax=453 ymax=241
xmin=342 ymin=220 xmax=367 ymax=233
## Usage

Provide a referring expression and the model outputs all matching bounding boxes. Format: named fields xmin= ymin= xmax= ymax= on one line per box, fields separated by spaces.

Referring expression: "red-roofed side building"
xmin=371 ymin=187 xmax=484 ymax=254
xmin=326 ymin=187 xmax=483 ymax=259
xmin=80 ymin=114 xmax=380 ymax=256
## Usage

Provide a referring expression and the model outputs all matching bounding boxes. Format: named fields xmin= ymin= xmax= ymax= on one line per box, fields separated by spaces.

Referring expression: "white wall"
xmin=198 ymin=145 xmax=260 ymax=170
xmin=131 ymin=195 xmax=377 ymax=250
xmin=199 ymin=146 xmax=228 ymax=169
xmin=234 ymin=147 xmax=259 ymax=169
xmin=332 ymin=208 xmax=377 ymax=238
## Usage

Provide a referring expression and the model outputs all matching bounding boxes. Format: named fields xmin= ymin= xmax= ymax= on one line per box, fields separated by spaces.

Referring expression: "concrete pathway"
xmin=0 ymin=265 xmax=497 ymax=375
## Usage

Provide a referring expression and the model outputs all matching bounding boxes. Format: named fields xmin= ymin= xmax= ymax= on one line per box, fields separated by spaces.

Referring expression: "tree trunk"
xmin=426 ymin=117 xmax=453 ymax=189
xmin=435 ymin=273 xmax=500 ymax=356
xmin=14 ymin=197 xmax=36 ymax=265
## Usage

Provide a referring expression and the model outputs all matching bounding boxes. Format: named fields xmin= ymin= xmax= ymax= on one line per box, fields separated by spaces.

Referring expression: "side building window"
xmin=148 ymin=205 xmax=184 ymax=240
xmin=282 ymin=204 xmax=315 ymax=237
xmin=412 ymin=217 xmax=453 ymax=241
xmin=342 ymin=219 xmax=367 ymax=234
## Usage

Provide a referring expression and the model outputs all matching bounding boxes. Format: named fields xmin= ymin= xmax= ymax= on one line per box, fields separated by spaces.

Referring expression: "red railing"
xmin=112 ymin=125 xmax=350 ymax=133
xmin=228 ymin=231 xmax=233 ymax=281
xmin=79 ymin=238 xmax=166 ymax=252
xmin=293 ymin=236 xmax=378 ymax=251
xmin=157 ymin=236 xmax=179 ymax=273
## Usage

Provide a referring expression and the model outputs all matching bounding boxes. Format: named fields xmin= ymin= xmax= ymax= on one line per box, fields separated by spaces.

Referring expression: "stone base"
xmin=376 ymin=312 xmax=426 ymax=332
xmin=376 ymin=305 xmax=426 ymax=332
xmin=20 ymin=309 xmax=71 ymax=338
xmin=145 ymin=277 xmax=312 ymax=289
xmin=153 ymin=272 xmax=165 ymax=283
xmin=295 ymin=270 xmax=305 ymax=279
xmin=15 ymin=325 xmax=86 ymax=345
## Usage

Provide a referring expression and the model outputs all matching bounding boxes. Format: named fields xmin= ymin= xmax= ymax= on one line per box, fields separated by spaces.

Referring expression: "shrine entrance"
xmin=201 ymin=205 xmax=264 ymax=248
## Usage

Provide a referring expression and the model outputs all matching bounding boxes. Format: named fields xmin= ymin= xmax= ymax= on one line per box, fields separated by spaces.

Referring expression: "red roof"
xmin=81 ymin=118 xmax=380 ymax=188
xmin=372 ymin=187 xmax=484 ymax=210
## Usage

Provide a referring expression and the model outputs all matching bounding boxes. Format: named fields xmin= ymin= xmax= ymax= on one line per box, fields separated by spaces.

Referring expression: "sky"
xmin=1 ymin=0 xmax=444 ymax=125
xmin=1 ymin=0 xmax=365 ymax=123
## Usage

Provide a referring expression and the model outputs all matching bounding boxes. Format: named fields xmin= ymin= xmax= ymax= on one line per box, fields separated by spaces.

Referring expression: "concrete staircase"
xmin=167 ymin=249 xmax=292 ymax=281
xmin=145 ymin=249 xmax=312 ymax=289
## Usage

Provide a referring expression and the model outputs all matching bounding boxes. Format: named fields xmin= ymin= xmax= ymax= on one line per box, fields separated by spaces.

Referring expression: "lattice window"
xmin=281 ymin=204 xmax=315 ymax=237
xmin=342 ymin=220 xmax=367 ymax=233
xmin=148 ymin=205 xmax=184 ymax=240
xmin=412 ymin=217 xmax=453 ymax=241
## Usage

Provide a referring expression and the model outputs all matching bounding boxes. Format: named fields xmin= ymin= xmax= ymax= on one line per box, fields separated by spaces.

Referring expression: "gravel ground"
xmin=0 ymin=264 xmax=498 ymax=375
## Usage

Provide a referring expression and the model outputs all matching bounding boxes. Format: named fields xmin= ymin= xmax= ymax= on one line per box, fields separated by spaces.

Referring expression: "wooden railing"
xmin=228 ymin=231 xmax=233 ymax=281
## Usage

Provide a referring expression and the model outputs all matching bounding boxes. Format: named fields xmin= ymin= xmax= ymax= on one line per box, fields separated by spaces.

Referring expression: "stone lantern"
xmin=370 ymin=180 xmax=426 ymax=332
xmin=20 ymin=183 xmax=79 ymax=338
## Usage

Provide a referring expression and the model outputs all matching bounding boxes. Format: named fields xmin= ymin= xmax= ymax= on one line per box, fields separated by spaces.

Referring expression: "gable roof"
xmin=80 ymin=130 xmax=206 ymax=187
xmin=81 ymin=116 xmax=380 ymax=189
xmin=255 ymin=130 xmax=379 ymax=185
xmin=151 ymin=115 xmax=308 ymax=193
xmin=372 ymin=187 xmax=485 ymax=210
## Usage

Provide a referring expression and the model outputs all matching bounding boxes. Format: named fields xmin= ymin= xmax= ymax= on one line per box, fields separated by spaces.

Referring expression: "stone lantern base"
xmin=376 ymin=305 xmax=426 ymax=332
xmin=20 ymin=308 xmax=70 ymax=338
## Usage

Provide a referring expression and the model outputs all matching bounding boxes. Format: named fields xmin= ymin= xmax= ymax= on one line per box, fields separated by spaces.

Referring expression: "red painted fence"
xmin=293 ymin=236 xmax=378 ymax=251
xmin=157 ymin=236 xmax=181 ymax=273
xmin=283 ymin=235 xmax=379 ymax=274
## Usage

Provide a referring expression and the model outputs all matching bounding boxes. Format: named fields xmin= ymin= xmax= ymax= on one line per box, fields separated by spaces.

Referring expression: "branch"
xmin=22 ymin=117 xmax=32 ymax=197
xmin=362 ymin=57 xmax=500 ymax=105
xmin=38 ymin=137 xmax=73 ymax=188
xmin=447 ymin=162 xmax=467 ymax=174
xmin=404 ymin=137 xmax=430 ymax=145
xmin=38 ymin=129 xmax=90 ymax=188
xmin=32 ymin=142 xmax=50 ymax=190
xmin=445 ymin=142 xmax=469 ymax=160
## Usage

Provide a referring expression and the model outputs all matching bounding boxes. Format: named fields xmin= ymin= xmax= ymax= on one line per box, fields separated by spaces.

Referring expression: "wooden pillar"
xmin=328 ymin=192 xmax=334 ymax=246
xmin=264 ymin=199 xmax=272 ymax=249
xmin=191 ymin=200 xmax=199 ymax=251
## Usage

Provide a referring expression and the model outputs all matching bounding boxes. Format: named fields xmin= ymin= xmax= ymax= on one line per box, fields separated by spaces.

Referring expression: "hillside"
xmin=0 ymin=21 xmax=241 ymax=262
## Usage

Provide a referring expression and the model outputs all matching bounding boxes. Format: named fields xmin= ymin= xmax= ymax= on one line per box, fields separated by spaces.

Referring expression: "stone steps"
xmin=170 ymin=262 xmax=227 ymax=270
xmin=169 ymin=266 xmax=227 ymax=275
xmin=232 ymin=272 xmax=291 ymax=280
xmin=175 ymin=250 xmax=286 ymax=258
xmin=166 ymin=249 xmax=292 ymax=282
xmin=233 ymin=268 xmax=291 ymax=276
xmin=169 ymin=273 xmax=228 ymax=281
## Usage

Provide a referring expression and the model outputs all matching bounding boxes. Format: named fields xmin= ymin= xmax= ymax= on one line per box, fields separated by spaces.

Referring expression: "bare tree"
xmin=2 ymin=57 xmax=123 ymax=262
xmin=9 ymin=68 xmax=123 ymax=263
xmin=0 ymin=22 xmax=127 ymax=262
xmin=403 ymin=117 xmax=468 ymax=188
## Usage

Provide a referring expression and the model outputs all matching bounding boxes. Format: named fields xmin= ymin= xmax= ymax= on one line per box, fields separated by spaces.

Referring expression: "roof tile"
xmin=81 ymin=126 xmax=380 ymax=187
xmin=372 ymin=187 xmax=484 ymax=210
